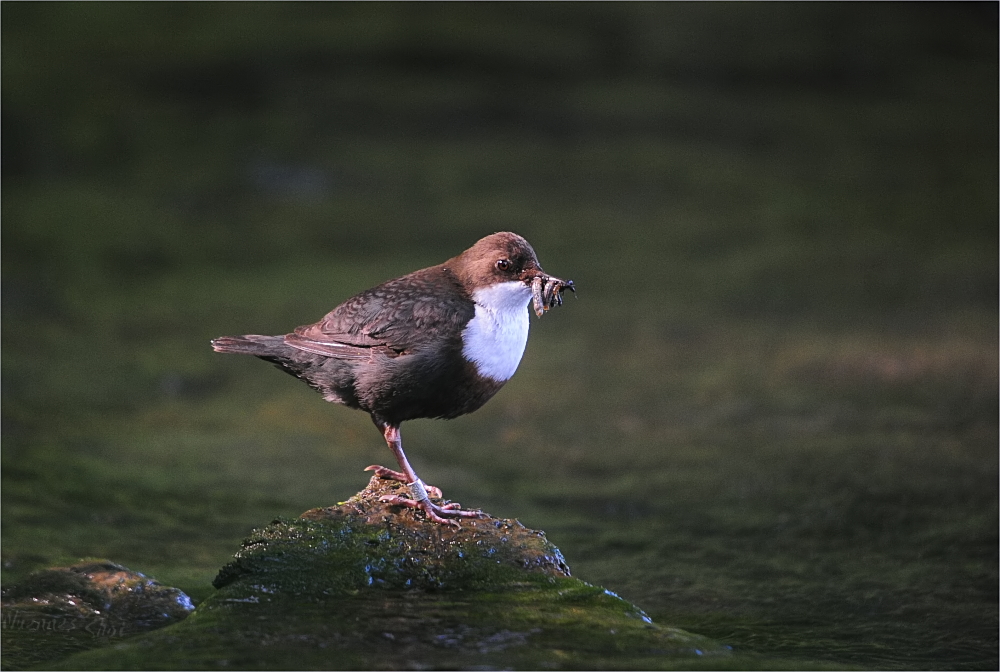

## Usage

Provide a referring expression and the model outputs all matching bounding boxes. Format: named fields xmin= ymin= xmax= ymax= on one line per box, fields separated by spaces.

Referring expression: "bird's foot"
xmin=364 ymin=465 xmax=443 ymax=499
xmin=366 ymin=467 xmax=483 ymax=526
xmin=378 ymin=494 xmax=484 ymax=526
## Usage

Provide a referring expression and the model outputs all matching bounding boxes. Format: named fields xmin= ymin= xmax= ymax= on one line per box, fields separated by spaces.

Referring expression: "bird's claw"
xmin=378 ymin=494 xmax=484 ymax=526
xmin=365 ymin=465 xmax=443 ymax=499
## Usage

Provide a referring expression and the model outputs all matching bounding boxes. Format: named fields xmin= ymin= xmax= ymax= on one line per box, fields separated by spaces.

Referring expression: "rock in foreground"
xmin=51 ymin=477 xmax=727 ymax=670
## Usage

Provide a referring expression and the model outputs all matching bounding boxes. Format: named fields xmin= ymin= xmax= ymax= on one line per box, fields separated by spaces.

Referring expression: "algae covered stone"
xmin=49 ymin=478 xmax=727 ymax=670
xmin=215 ymin=475 xmax=573 ymax=593
xmin=1 ymin=561 xmax=195 ymax=670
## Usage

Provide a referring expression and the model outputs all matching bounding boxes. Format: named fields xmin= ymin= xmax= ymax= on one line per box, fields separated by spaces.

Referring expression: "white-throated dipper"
xmin=211 ymin=232 xmax=573 ymax=525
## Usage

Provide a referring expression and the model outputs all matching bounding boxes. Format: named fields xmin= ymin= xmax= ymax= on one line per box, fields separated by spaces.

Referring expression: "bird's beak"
xmin=524 ymin=268 xmax=573 ymax=291
xmin=521 ymin=264 xmax=544 ymax=284
xmin=524 ymin=268 xmax=576 ymax=317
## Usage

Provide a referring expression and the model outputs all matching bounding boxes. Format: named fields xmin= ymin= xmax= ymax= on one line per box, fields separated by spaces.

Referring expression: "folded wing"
xmin=284 ymin=267 xmax=474 ymax=359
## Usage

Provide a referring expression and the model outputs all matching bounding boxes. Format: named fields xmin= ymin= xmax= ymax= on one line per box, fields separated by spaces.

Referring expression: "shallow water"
xmin=3 ymin=4 xmax=997 ymax=670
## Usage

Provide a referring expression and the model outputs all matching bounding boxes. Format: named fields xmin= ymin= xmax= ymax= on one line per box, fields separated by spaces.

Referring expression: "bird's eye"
xmin=495 ymin=259 xmax=510 ymax=271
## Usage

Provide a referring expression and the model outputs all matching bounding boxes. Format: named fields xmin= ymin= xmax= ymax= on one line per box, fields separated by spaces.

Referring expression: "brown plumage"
xmin=212 ymin=232 xmax=573 ymax=525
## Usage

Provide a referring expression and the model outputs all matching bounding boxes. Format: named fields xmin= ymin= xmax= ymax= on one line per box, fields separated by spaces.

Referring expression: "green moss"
xmin=1 ymin=562 xmax=195 ymax=671
xmin=45 ymin=488 xmax=726 ymax=670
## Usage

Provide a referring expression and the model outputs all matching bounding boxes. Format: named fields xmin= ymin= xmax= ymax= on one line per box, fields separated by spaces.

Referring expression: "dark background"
xmin=3 ymin=3 xmax=997 ymax=669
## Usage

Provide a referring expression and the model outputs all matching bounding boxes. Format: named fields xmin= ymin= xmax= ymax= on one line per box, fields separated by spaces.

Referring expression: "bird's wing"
xmin=284 ymin=267 xmax=474 ymax=359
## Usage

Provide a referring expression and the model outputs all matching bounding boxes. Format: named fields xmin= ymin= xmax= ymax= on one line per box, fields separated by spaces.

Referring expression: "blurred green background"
xmin=2 ymin=3 xmax=997 ymax=669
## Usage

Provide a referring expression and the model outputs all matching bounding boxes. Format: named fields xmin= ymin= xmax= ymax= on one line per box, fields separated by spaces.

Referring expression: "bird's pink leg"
xmin=367 ymin=422 xmax=482 ymax=525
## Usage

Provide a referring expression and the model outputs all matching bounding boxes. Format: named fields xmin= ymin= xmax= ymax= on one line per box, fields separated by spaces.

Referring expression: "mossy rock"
xmin=214 ymin=475 xmax=574 ymax=594
xmin=43 ymin=478 xmax=727 ymax=669
xmin=1 ymin=561 xmax=195 ymax=670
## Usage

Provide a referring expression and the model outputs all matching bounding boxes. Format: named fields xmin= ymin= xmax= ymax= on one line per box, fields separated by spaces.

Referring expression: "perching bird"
xmin=211 ymin=232 xmax=572 ymax=525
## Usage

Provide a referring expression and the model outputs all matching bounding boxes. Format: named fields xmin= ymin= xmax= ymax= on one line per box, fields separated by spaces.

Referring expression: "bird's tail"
xmin=211 ymin=334 xmax=286 ymax=356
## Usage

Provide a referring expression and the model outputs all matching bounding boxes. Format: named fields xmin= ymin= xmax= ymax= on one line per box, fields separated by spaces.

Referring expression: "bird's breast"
xmin=460 ymin=281 xmax=532 ymax=382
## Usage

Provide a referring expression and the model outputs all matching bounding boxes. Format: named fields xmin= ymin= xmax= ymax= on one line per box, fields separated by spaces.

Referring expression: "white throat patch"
xmin=461 ymin=280 xmax=532 ymax=382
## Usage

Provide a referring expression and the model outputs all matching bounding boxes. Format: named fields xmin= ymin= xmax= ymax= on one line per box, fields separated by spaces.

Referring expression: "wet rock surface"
xmin=22 ymin=479 xmax=727 ymax=670
xmin=1 ymin=561 xmax=195 ymax=670
xmin=215 ymin=475 xmax=573 ymax=592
